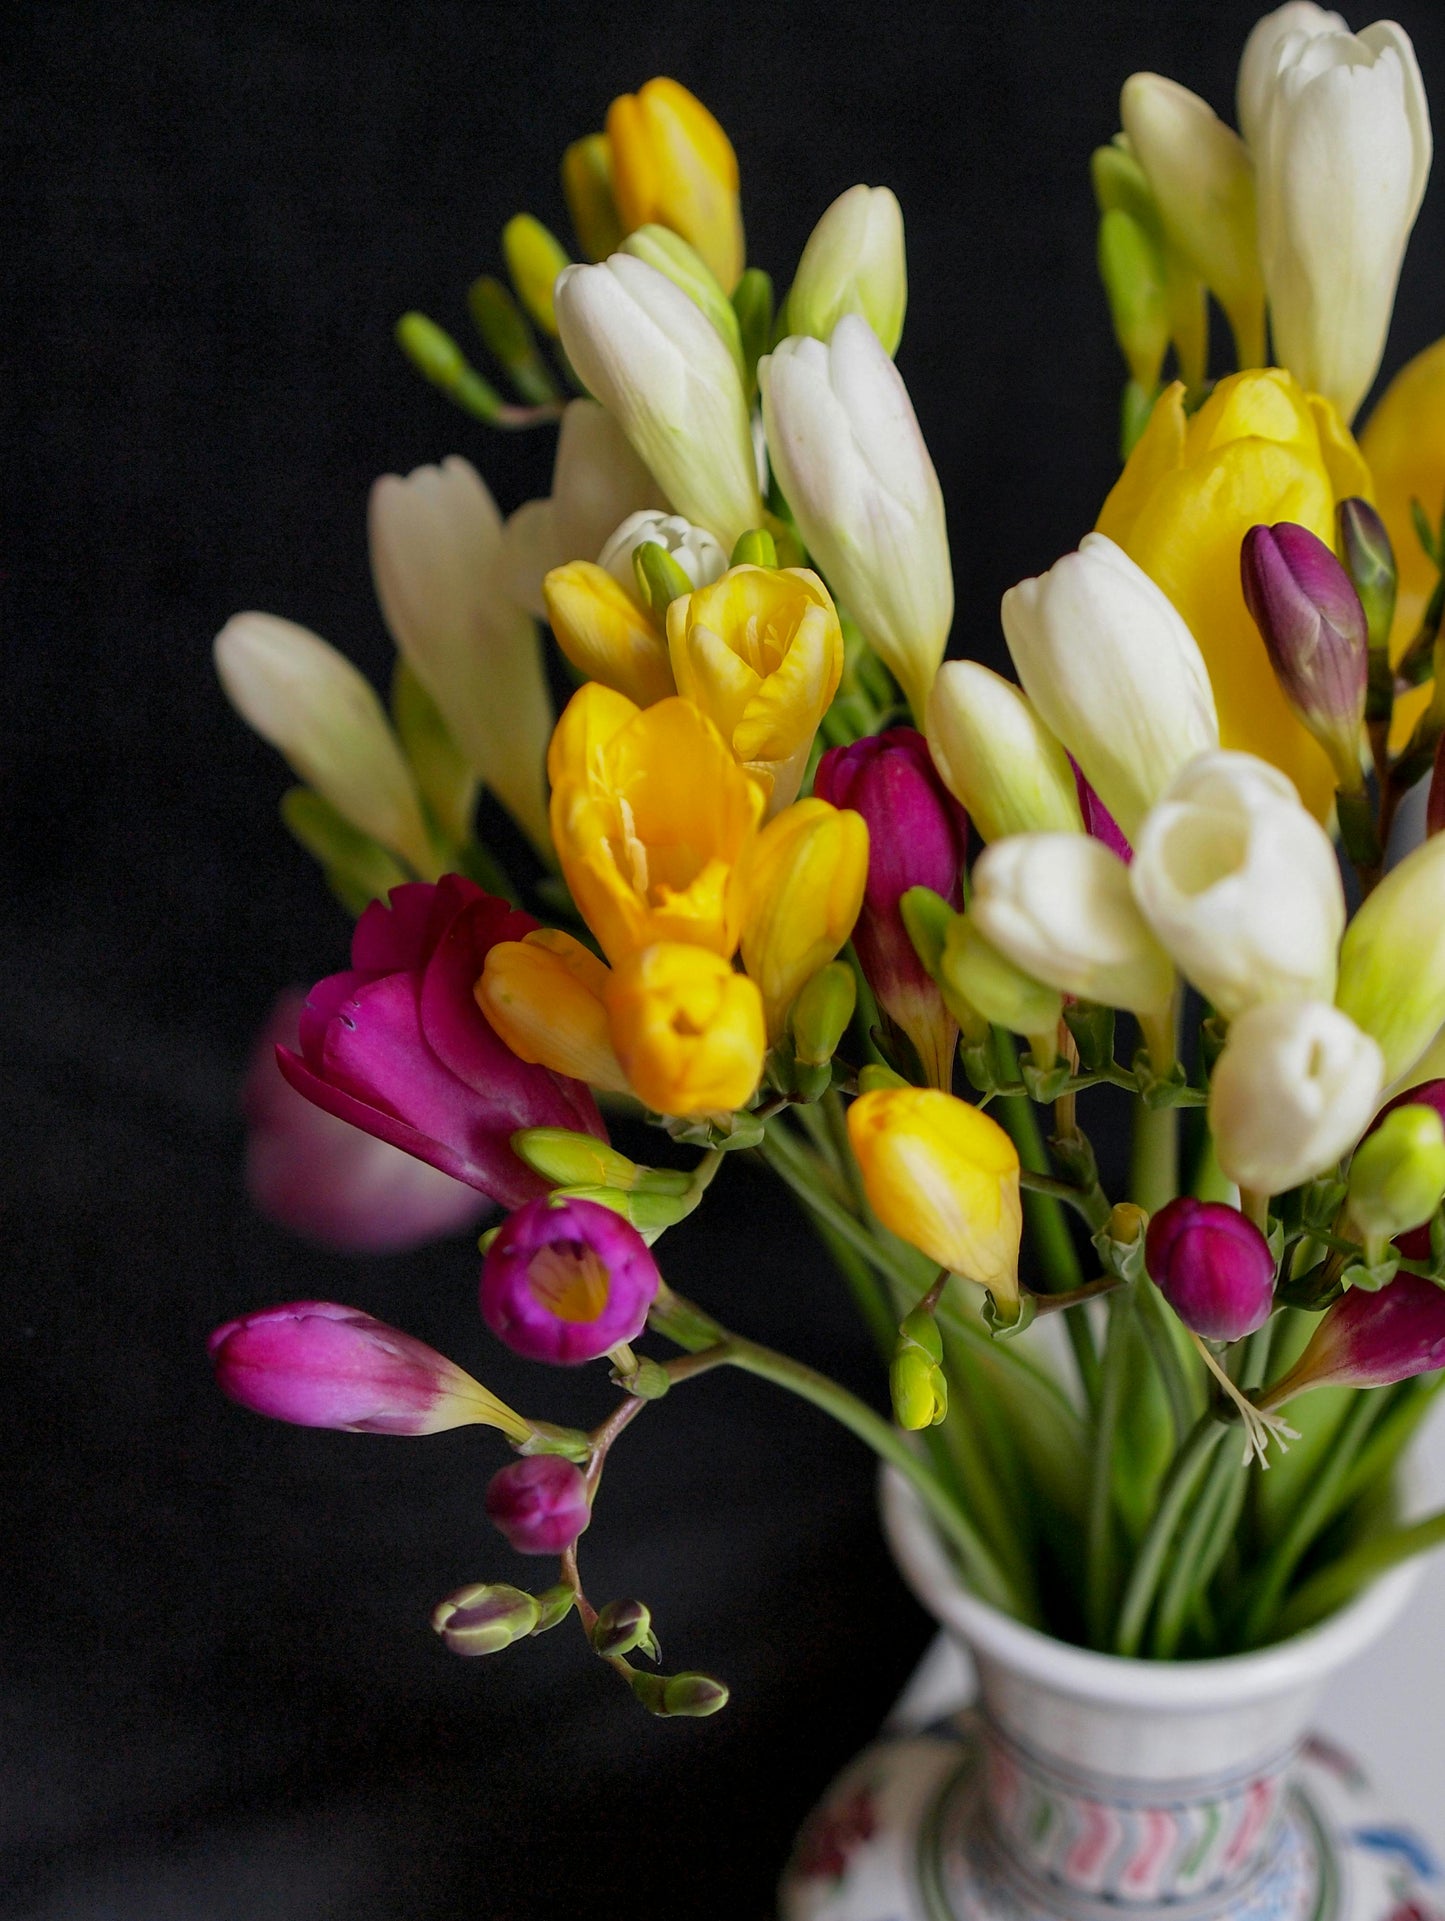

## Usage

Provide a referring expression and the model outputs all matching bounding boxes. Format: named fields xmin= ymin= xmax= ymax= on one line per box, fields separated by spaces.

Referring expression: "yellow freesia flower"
xmin=1096 ymin=369 xmax=1372 ymax=821
xmin=667 ymin=565 xmax=844 ymax=812
xmin=605 ymin=78 xmax=745 ymax=293
xmin=1360 ymin=336 xmax=1445 ymax=755
xmin=605 ymin=942 xmax=765 ymax=1116
xmin=548 ymin=683 xmax=764 ymax=963
xmin=846 ymin=1087 xmax=1023 ymax=1313
xmin=543 ymin=562 xmax=675 ymax=708
xmin=475 ymin=928 xmax=629 ymax=1094
xmin=738 ymin=798 xmax=869 ymax=1040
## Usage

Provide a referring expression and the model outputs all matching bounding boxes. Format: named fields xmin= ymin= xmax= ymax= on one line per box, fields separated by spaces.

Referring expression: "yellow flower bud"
xmin=1096 ymin=369 xmax=1373 ymax=821
xmin=737 ymin=798 xmax=868 ymax=1040
xmin=561 ymin=133 xmax=624 ymax=262
xmin=846 ymin=1088 xmax=1023 ymax=1310
xmin=605 ymin=943 xmax=766 ymax=1117
xmin=548 ymin=686 xmax=765 ymax=964
xmin=542 ymin=561 xmax=675 ymax=708
xmin=501 ymin=214 xmax=571 ymax=337
xmin=605 ymin=78 xmax=745 ymax=293
xmin=476 ymin=929 xmax=629 ymax=1094
xmin=667 ymin=565 xmax=845 ymax=812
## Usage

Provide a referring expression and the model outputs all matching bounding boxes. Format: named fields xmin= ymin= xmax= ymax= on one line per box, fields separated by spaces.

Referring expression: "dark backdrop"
xmin=5 ymin=3 xmax=1444 ymax=1916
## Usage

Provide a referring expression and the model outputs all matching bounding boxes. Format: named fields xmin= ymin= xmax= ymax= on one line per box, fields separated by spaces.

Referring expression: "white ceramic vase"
xmin=778 ymin=1471 xmax=1441 ymax=1921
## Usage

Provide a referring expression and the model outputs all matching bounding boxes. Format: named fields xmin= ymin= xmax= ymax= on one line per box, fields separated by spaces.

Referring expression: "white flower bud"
xmin=368 ymin=456 xmax=553 ymax=856
xmin=1238 ymin=4 xmax=1347 ymax=149
xmin=597 ymin=510 xmax=728 ymax=596
xmin=554 ymin=255 xmax=764 ymax=549
xmin=971 ymin=833 xmax=1175 ymax=1020
xmin=1210 ymin=998 xmax=1384 ymax=1195
xmin=1131 ymin=750 xmax=1344 ymax=1018
xmin=214 ymin=613 xmax=434 ymax=876
xmin=1001 ymin=533 xmax=1219 ymax=840
xmin=784 ymin=184 xmax=908 ymax=356
xmin=925 ymin=661 xmax=1083 ymax=844
xmin=759 ymin=316 xmax=952 ymax=719
xmin=1337 ymin=830 xmax=1445 ymax=1083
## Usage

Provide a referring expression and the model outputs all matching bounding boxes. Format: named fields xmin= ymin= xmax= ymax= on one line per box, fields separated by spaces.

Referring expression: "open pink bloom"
xmin=486 ymin=1456 xmax=592 ymax=1554
xmin=276 ymin=877 xmax=605 ymax=1209
xmin=481 ymin=1195 xmax=660 ymax=1364
xmin=1146 ymin=1197 xmax=1275 ymax=1342
xmin=208 ymin=1302 xmax=524 ymax=1436
xmin=814 ymin=729 xmax=968 ymax=1087
xmin=244 ymin=991 xmax=491 ymax=1254
xmin=1267 ymin=1272 xmax=1445 ymax=1403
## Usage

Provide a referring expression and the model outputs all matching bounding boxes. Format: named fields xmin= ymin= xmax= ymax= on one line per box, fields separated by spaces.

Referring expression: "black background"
xmin=6 ymin=3 xmax=1445 ymax=1915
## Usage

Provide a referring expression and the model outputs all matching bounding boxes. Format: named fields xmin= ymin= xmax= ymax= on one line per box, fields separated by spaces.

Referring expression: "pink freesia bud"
xmin=485 ymin=1456 xmax=592 ymax=1554
xmin=276 ymin=877 xmax=606 ymax=1209
xmin=814 ymin=729 xmax=968 ymax=1087
xmin=480 ymin=1195 xmax=660 ymax=1364
xmin=1145 ymin=1197 xmax=1276 ymax=1342
xmin=208 ymin=1301 xmax=531 ymax=1438
xmin=244 ymin=991 xmax=491 ymax=1254
xmin=1240 ymin=522 xmax=1368 ymax=781
xmin=1072 ymin=759 xmax=1132 ymax=863
xmin=1264 ymin=1272 xmax=1445 ymax=1405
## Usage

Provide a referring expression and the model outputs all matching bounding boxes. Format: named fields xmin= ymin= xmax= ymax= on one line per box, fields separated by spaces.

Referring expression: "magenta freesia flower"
xmin=208 ymin=1301 xmax=529 ymax=1437
xmin=486 ymin=1456 xmax=592 ymax=1554
xmin=1266 ymin=1272 xmax=1445 ymax=1404
xmin=1146 ymin=1197 xmax=1276 ymax=1342
xmin=1240 ymin=522 xmax=1367 ymax=769
xmin=480 ymin=1195 xmax=660 ymax=1364
xmin=244 ymin=990 xmax=491 ymax=1254
xmin=276 ymin=877 xmax=605 ymax=1209
xmin=814 ymin=729 xmax=968 ymax=1087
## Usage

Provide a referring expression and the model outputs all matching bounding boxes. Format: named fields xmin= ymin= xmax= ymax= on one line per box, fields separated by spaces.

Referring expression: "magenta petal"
xmin=1073 ymin=760 xmax=1133 ymax=864
xmin=353 ymin=882 xmax=454 ymax=974
xmin=297 ymin=970 xmax=369 ymax=1069
xmin=420 ymin=893 xmax=538 ymax=1092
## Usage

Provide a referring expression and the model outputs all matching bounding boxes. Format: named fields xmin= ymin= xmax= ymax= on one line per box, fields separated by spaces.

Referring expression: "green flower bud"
xmin=431 ymin=1583 xmax=539 ymax=1657
xmin=791 ymin=961 xmax=858 ymax=1068
xmin=465 ymin=275 xmax=558 ymax=406
xmin=940 ymin=915 xmax=1063 ymax=1056
xmin=731 ymin=268 xmax=774 ymax=394
xmin=561 ymin=133 xmax=623 ymax=262
xmin=890 ymin=1309 xmax=948 ymax=1430
xmin=1338 ymin=497 xmax=1398 ymax=662
xmin=633 ymin=538 xmax=696 ymax=617
xmin=620 ymin=223 xmax=744 ymax=370
xmin=783 ymin=184 xmax=907 ymax=357
xmin=1337 ymin=832 xmax=1445 ymax=1083
xmin=858 ymin=1062 xmax=909 ymax=1094
xmin=501 ymin=214 xmax=570 ymax=337
xmin=730 ymin=527 xmax=778 ymax=568
xmin=1097 ymin=205 xmax=1170 ymax=395
xmin=512 ymin=1128 xmax=647 ymax=1192
xmin=629 ymin=1669 xmax=730 ymax=1717
xmin=592 ymin=1598 xmax=660 ymax=1661
xmin=1346 ymin=1104 xmax=1445 ymax=1260
xmin=395 ymin=312 xmax=509 ymax=423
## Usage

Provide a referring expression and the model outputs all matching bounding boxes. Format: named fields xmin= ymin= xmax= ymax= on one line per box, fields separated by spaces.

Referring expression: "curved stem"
xmin=1085 ymin=1293 xmax=1133 ymax=1647
xmin=1151 ymin=1443 xmax=1245 ymax=1658
xmin=1114 ymin=1414 xmax=1225 ymax=1657
xmin=1276 ymin=1507 xmax=1445 ymax=1637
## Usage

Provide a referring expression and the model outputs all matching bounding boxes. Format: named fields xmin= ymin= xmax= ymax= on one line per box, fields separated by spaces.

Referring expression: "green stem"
xmin=1275 ymin=1508 xmax=1445 ymax=1636
xmin=1133 ymin=1275 xmax=1200 ymax=1448
xmin=1114 ymin=1415 xmax=1226 ymax=1657
xmin=1151 ymin=1443 xmax=1245 ymax=1658
xmin=1085 ymin=1293 xmax=1133 ymax=1648
xmin=1131 ymin=1100 xmax=1179 ymax=1215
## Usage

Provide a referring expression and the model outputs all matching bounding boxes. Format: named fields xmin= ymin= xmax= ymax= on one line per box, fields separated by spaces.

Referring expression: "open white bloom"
xmin=555 ymin=254 xmax=764 ymax=549
xmin=368 ymin=456 xmax=552 ymax=856
xmin=1210 ymin=998 xmax=1384 ymax=1194
xmin=971 ymin=833 xmax=1175 ymax=1024
xmin=784 ymin=184 xmax=908 ymax=355
xmin=1001 ymin=533 xmax=1218 ymax=840
xmin=501 ymin=400 xmax=662 ymax=617
xmin=1238 ymin=3 xmax=1347 ymax=147
xmin=759 ymin=315 xmax=951 ymax=719
xmin=597 ymin=510 xmax=728 ymax=596
xmin=1337 ymin=829 xmax=1445 ymax=1082
xmin=1247 ymin=12 xmax=1431 ymax=423
xmin=925 ymin=661 xmax=1082 ymax=844
xmin=214 ymin=613 xmax=435 ymax=877
xmin=1131 ymin=750 xmax=1344 ymax=1018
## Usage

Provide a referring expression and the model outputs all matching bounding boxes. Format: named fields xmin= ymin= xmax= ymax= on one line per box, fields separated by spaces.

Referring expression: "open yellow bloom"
xmin=605 ymin=78 xmax=744 ymax=293
xmin=543 ymin=562 xmax=675 ymax=708
xmin=846 ymin=1088 xmax=1023 ymax=1311
xmin=738 ymin=798 xmax=869 ymax=1040
xmin=548 ymin=683 xmax=764 ymax=963
xmin=476 ymin=928 xmax=629 ymax=1094
xmin=1360 ymin=336 xmax=1445 ymax=754
xmin=1097 ymin=370 xmax=1372 ymax=821
xmin=667 ymin=566 xmax=844 ymax=813
xmin=605 ymin=943 xmax=765 ymax=1116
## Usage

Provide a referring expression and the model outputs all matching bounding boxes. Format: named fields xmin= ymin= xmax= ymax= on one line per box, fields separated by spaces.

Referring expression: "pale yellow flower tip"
xmin=846 ymin=1087 xmax=1022 ymax=1306
xmin=605 ymin=78 xmax=745 ymax=293
xmin=605 ymin=942 xmax=765 ymax=1117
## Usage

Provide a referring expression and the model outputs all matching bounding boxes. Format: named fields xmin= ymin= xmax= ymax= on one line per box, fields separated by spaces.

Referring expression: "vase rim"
xmin=881 ymin=1465 xmax=1424 ymax=1711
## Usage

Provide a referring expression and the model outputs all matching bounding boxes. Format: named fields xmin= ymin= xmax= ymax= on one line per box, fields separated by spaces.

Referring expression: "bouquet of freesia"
xmin=209 ymin=9 xmax=1445 ymax=1714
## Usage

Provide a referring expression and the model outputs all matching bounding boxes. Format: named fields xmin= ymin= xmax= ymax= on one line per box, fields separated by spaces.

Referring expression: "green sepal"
xmin=983 ymin=1290 xmax=1037 ymax=1340
xmin=1063 ymin=1001 xmax=1115 ymax=1074
xmin=1133 ymin=1049 xmax=1194 ymax=1108
xmin=1021 ymin=1053 xmax=1072 ymax=1103
xmin=531 ymin=1584 xmax=578 ymax=1634
xmin=1342 ymin=1253 xmax=1400 ymax=1294
xmin=730 ymin=527 xmax=778 ymax=568
xmin=279 ymin=786 xmax=409 ymax=915
xmin=633 ymin=539 xmax=694 ymax=616
xmin=610 ymin=1354 xmax=671 ymax=1400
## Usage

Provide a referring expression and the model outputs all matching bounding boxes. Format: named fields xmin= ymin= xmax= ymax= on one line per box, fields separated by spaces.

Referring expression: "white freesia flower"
xmin=1337 ymin=829 xmax=1445 ymax=1082
xmin=925 ymin=661 xmax=1083 ymax=844
xmin=555 ymin=254 xmax=764 ymax=549
xmin=784 ymin=184 xmax=908 ymax=355
xmin=1238 ymin=3 xmax=1347 ymax=147
xmin=1000 ymin=533 xmax=1219 ymax=840
xmin=368 ymin=455 xmax=552 ymax=856
xmin=501 ymin=399 xmax=663 ymax=617
xmin=759 ymin=315 xmax=951 ymax=719
xmin=597 ymin=510 xmax=729 ymax=596
xmin=1131 ymin=750 xmax=1345 ymax=1018
xmin=214 ymin=613 xmax=435 ymax=877
xmin=1247 ymin=12 xmax=1431 ymax=423
xmin=1210 ymin=998 xmax=1384 ymax=1194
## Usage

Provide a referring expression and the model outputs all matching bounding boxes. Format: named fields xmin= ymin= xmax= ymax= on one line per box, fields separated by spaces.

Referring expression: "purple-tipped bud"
xmin=1337 ymin=497 xmax=1398 ymax=658
xmin=814 ymin=729 xmax=969 ymax=1089
xmin=1145 ymin=1197 xmax=1276 ymax=1343
xmin=431 ymin=1581 xmax=539 ymax=1655
xmin=1265 ymin=1272 xmax=1445 ymax=1405
xmin=207 ymin=1301 xmax=530 ymax=1438
xmin=480 ymin=1194 xmax=660 ymax=1365
xmin=1240 ymin=523 xmax=1368 ymax=782
xmin=485 ymin=1456 xmax=592 ymax=1555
